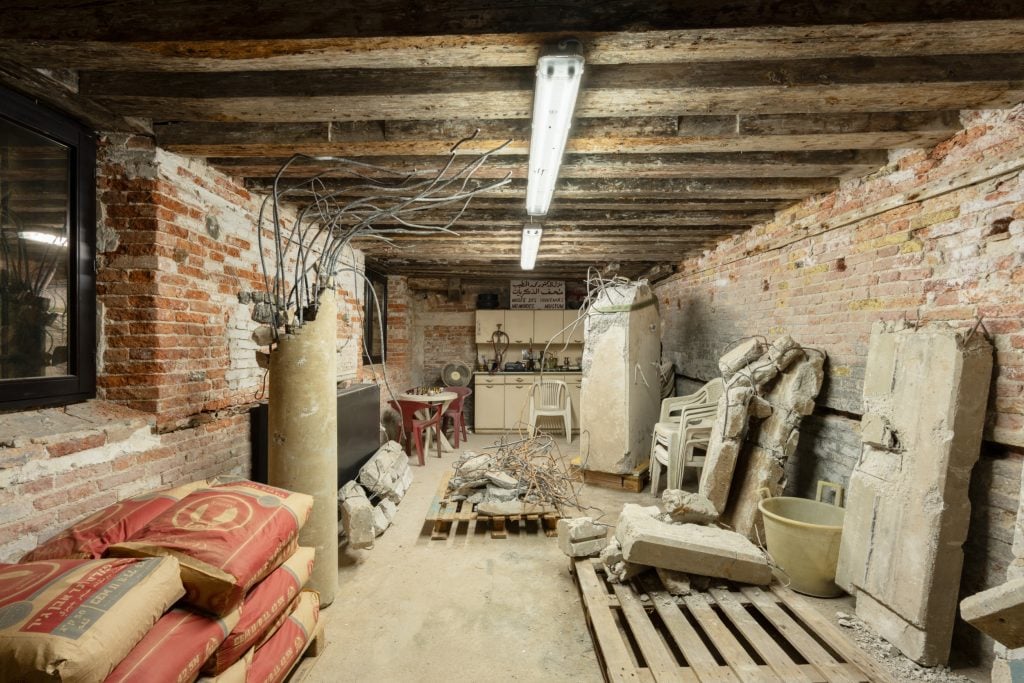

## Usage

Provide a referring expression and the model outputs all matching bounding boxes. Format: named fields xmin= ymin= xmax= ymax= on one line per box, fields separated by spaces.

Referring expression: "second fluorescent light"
xmin=521 ymin=226 xmax=543 ymax=270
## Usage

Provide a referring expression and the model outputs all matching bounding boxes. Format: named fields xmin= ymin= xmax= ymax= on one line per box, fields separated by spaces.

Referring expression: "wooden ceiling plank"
xmin=5 ymin=20 xmax=1024 ymax=71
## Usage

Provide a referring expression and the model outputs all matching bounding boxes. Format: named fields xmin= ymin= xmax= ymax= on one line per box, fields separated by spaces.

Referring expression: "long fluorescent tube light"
xmin=526 ymin=48 xmax=584 ymax=217
xmin=521 ymin=226 xmax=543 ymax=270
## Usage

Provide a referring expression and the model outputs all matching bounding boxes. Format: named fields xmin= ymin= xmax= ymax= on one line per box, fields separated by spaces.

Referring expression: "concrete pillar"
xmin=269 ymin=289 xmax=338 ymax=607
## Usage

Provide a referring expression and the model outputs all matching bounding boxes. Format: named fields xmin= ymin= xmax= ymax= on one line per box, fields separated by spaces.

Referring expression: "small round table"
xmin=397 ymin=390 xmax=458 ymax=452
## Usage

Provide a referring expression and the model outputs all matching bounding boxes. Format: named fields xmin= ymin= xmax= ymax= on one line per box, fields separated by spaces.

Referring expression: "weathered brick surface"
xmin=657 ymin=104 xmax=1024 ymax=665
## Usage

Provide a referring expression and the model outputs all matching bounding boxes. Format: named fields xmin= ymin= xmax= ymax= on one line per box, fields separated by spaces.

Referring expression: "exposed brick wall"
xmin=0 ymin=135 xmax=367 ymax=561
xmin=655 ymin=104 xmax=1024 ymax=664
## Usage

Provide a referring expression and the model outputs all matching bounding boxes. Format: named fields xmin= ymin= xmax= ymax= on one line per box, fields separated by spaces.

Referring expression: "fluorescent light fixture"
xmin=18 ymin=231 xmax=67 ymax=247
xmin=521 ymin=226 xmax=543 ymax=270
xmin=526 ymin=47 xmax=584 ymax=217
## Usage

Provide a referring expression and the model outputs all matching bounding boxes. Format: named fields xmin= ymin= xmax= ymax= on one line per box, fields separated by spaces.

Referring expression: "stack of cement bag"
xmin=3 ymin=479 xmax=322 ymax=683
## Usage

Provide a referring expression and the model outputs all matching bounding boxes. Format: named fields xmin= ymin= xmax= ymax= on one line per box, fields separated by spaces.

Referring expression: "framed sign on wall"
xmin=510 ymin=280 xmax=564 ymax=309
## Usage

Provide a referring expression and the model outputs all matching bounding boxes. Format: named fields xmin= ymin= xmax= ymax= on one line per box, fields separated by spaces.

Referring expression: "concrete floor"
xmin=303 ymin=431 xmax=986 ymax=683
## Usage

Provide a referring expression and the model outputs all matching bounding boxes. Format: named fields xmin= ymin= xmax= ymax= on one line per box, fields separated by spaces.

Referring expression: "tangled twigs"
xmin=448 ymin=432 xmax=586 ymax=515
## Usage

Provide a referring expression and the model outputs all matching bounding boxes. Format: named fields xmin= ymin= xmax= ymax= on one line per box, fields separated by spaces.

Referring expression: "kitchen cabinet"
xmin=504 ymin=310 xmax=535 ymax=344
xmin=475 ymin=310 xmax=505 ymax=343
xmin=533 ymin=310 xmax=564 ymax=346
xmin=473 ymin=383 xmax=505 ymax=430
xmin=564 ymin=309 xmax=585 ymax=344
xmin=504 ymin=383 xmax=531 ymax=429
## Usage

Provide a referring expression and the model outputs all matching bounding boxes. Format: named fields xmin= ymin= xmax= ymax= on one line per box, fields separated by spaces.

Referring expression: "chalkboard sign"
xmin=510 ymin=280 xmax=565 ymax=309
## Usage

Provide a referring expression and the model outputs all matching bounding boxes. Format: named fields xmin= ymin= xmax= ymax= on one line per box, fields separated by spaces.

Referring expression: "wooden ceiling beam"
xmin=245 ymin=176 xmax=836 ymax=200
xmin=208 ymin=150 xmax=887 ymax=180
xmin=5 ymin=21 xmax=1024 ymax=71
xmin=82 ymin=55 xmax=1024 ymax=122
xmin=155 ymin=111 xmax=960 ymax=157
xmin=347 ymin=211 xmax=765 ymax=226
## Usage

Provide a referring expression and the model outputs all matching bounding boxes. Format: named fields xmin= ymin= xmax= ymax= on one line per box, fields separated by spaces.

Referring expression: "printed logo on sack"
xmin=172 ymin=494 xmax=255 ymax=533
xmin=0 ymin=562 xmax=67 ymax=607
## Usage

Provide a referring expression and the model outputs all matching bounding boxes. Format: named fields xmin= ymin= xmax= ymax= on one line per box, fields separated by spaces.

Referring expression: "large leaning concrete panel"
xmin=580 ymin=282 xmax=661 ymax=474
xmin=615 ymin=504 xmax=771 ymax=585
xmin=836 ymin=321 xmax=993 ymax=666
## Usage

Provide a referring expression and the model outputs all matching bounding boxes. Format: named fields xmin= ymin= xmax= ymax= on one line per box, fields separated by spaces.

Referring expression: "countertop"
xmin=474 ymin=369 xmax=581 ymax=376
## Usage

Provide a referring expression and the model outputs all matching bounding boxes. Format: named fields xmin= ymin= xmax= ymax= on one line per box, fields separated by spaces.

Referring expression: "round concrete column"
xmin=268 ymin=289 xmax=338 ymax=607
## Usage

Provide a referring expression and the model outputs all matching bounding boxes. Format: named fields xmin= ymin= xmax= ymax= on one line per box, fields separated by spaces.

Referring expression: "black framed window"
xmin=362 ymin=272 xmax=387 ymax=365
xmin=0 ymin=86 xmax=96 ymax=410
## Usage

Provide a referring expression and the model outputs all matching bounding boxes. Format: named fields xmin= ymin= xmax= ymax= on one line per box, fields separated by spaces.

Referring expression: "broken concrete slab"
xmin=662 ymin=489 xmax=718 ymax=525
xmin=475 ymin=500 xmax=556 ymax=516
xmin=559 ymin=535 xmax=609 ymax=558
xmin=655 ymin=568 xmax=692 ymax=596
xmin=836 ymin=321 xmax=993 ymax=666
xmin=359 ymin=441 xmax=413 ymax=503
xmin=485 ymin=471 xmax=517 ymax=489
xmin=484 ymin=484 xmax=519 ymax=502
xmin=718 ymin=338 xmax=766 ymax=381
xmin=615 ymin=505 xmax=771 ymax=585
xmin=558 ymin=517 xmax=607 ymax=543
xmin=961 ymin=578 xmax=1024 ymax=649
xmin=601 ymin=538 xmax=648 ymax=584
xmin=372 ymin=499 xmax=399 ymax=536
xmin=338 ymin=480 xmax=367 ymax=501
xmin=342 ymin=496 xmax=374 ymax=550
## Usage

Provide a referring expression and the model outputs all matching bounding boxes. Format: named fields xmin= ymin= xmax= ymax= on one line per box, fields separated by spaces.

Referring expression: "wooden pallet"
xmin=425 ymin=471 xmax=561 ymax=540
xmin=284 ymin=621 xmax=326 ymax=683
xmin=571 ymin=558 xmax=896 ymax=683
xmin=583 ymin=461 xmax=650 ymax=493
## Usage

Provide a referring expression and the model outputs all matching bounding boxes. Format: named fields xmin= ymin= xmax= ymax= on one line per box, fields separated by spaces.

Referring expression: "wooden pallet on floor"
xmin=284 ymin=621 xmax=326 ymax=683
xmin=570 ymin=558 xmax=896 ymax=683
xmin=424 ymin=470 xmax=562 ymax=540
xmin=582 ymin=461 xmax=650 ymax=493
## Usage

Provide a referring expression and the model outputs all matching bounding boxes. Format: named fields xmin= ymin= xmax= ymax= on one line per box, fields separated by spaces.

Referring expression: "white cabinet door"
xmin=475 ymin=310 xmax=506 ymax=344
xmin=564 ymin=309 xmax=585 ymax=344
xmin=504 ymin=310 xmax=535 ymax=344
xmin=474 ymin=382 xmax=505 ymax=430
xmin=504 ymin=383 xmax=531 ymax=429
xmin=533 ymin=310 xmax=564 ymax=346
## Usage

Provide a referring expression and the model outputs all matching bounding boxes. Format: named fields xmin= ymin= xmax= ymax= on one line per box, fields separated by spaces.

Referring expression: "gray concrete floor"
xmin=302 ymin=431 xmax=987 ymax=683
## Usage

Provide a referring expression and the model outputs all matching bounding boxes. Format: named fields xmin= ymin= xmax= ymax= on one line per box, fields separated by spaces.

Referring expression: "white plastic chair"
xmin=528 ymin=380 xmax=572 ymax=442
xmin=650 ymin=404 xmax=716 ymax=493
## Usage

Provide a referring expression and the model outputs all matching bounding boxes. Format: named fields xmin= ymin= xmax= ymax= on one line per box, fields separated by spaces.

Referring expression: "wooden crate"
xmin=424 ymin=470 xmax=562 ymax=540
xmin=582 ymin=461 xmax=650 ymax=493
xmin=570 ymin=558 xmax=896 ymax=683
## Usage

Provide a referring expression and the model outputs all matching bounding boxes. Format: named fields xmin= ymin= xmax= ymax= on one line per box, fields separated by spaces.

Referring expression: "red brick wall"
xmin=0 ymin=135 xmax=366 ymax=561
xmin=655 ymin=103 xmax=1024 ymax=664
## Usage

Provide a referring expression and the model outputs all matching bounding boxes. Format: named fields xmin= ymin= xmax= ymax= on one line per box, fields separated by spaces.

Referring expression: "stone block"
xmin=342 ymin=496 xmax=374 ymax=549
xmin=722 ymin=446 xmax=785 ymax=541
xmin=485 ymin=471 xmax=517 ymax=489
xmin=655 ymin=568 xmax=692 ymax=596
xmin=718 ymin=338 xmax=766 ymax=380
xmin=615 ymin=506 xmax=770 ymax=585
xmin=960 ymin=578 xmax=1024 ymax=649
xmin=699 ymin=438 xmax=741 ymax=514
xmin=837 ymin=323 xmax=993 ymax=666
xmin=558 ymin=517 xmax=607 ymax=543
xmin=662 ymin=489 xmax=718 ymax=525
xmin=338 ymin=480 xmax=367 ymax=501
xmin=601 ymin=538 xmax=648 ymax=584
xmin=372 ymin=498 xmax=398 ymax=536
xmin=359 ymin=441 xmax=413 ymax=503
xmin=485 ymin=485 xmax=519 ymax=502
xmin=475 ymin=500 xmax=556 ymax=516
xmin=559 ymin=535 xmax=609 ymax=558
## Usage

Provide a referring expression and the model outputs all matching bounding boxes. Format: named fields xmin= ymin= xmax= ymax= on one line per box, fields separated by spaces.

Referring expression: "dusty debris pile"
xmin=448 ymin=434 xmax=583 ymax=516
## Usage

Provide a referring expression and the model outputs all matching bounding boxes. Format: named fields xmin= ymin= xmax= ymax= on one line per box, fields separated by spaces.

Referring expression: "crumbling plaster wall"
xmin=655 ymin=104 xmax=1024 ymax=665
xmin=0 ymin=134 xmax=368 ymax=562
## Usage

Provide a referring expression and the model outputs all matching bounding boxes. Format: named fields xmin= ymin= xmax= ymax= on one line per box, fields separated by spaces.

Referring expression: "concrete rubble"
xmin=579 ymin=281 xmax=661 ymax=474
xmin=836 ymin=321 xmax=992 ymax=666
xmin=661 ymin=489 xmax=718 ymax=525
xmin=615 ymin=504 xmax=771 ymax=585
xmin=336 ymin=440 xmax=416 ymax=549
xmin=557 ymin=517 xmax=609 ymax=558
xmin=600 ymin=538 xmax=647 ymax=584
xmin=698 ymin=335 xmax=825 ymax=540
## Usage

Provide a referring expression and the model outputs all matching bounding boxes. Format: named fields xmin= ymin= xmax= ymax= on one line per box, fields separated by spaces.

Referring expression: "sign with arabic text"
xmin=510 ymin=280 xmax=565 ymax=309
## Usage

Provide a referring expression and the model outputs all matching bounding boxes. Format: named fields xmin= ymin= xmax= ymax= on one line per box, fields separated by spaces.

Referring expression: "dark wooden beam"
xmin=347 ymin=210 xmax=766 ymax=227
xmin=0 ymin=59 xmax=150 ymax=133
xmin=208 ymin=150 xmax=887 ymax=180
xmin=4 ymin=21 xmax=1023 ymax=71
xmin=155 ymin=112 xmax=960 ymax=157
xmin=6 ymin=2 xmax=1024 ymax=40
xmin=245 ymin=176 xmax=837 ymax=200
xmin=82 ymin=55 xmax=1024 ymax=122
